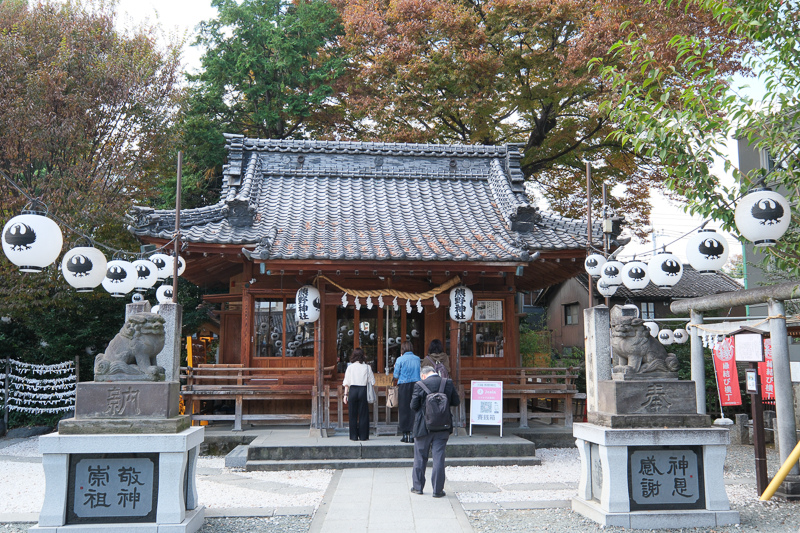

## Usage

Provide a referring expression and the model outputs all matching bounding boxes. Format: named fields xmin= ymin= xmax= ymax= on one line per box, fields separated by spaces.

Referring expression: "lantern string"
xmin=315 ymin=275 xmax=461 ymax=302
xmin=1 ymin=169 xmax=175 ymax=258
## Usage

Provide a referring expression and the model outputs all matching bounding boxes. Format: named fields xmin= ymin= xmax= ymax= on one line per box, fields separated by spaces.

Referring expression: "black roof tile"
xmin=129 ymin=136 xmax=602 ymax=262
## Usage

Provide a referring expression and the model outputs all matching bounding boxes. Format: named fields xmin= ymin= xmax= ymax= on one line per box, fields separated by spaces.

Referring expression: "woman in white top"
xmin=342 ymin=348 xmax=375 ymax=441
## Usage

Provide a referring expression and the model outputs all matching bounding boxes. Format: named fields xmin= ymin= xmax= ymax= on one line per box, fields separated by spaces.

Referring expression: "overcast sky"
xmin=113 ymin=0 xmax=747 ymax=263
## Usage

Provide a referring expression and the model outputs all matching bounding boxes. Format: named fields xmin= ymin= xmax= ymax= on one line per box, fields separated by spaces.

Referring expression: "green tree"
xmin=0 ymin=0 xmax=183 ymax=427
xmin=593 ymin=0 xmax=799 ymax=271
xmin=333 ymin=0 xmax=748 ymax=233
xmin=174 ymin=0 xmax=346 ymax=208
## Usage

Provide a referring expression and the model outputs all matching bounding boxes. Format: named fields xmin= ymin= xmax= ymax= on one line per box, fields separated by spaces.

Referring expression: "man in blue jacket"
xmin=409 ymin=365 xmax=460 ymax=498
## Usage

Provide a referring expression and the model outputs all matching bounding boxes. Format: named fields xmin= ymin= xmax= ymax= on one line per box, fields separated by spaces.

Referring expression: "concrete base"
xmin=572 ymin=423 xmax=738 ymax=529
xmin=775 ymin=474 xmax=800 ymax=501
xmin=34 ymin=427 xmax=204 ymax=531
xmin=588 ymin=412 xmax=711 ymax=428
xmin=28 ymin=506 xmax=205 ymax=533
xmin=59 ymin=416 xmax=191 ymax=435
xmin=571 ymin=498 xmax=739 ymax=529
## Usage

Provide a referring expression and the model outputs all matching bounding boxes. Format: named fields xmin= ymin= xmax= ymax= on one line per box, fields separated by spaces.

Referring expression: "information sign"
xmin=628 ymin=446 xmax=705 ymax=511
xmin=712 ymin=337 xmax=741 ymax=407
xmin=67 ymin=453 xmax=158 ymax=524
xmin=734 ymin=333 xmax=764 ymax=362
xmin=758 ymin=339 xmax=774 ymax=400
xmin=469 ymin=380 xmax=503 ymax=437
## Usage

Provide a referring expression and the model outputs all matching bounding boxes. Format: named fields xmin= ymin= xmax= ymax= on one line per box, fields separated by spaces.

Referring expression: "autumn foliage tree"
xmin=333 ymin=0 xmax=748 ymax=231
xmin=0 ymin=0 xmax=183 ymax=393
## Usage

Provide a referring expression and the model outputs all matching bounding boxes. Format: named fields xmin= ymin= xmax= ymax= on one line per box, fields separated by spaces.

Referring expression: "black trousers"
xmin=397 ymin=382 xmax=415 ymax=433
xmin=348 ymin=385 xmax=370 ymax=441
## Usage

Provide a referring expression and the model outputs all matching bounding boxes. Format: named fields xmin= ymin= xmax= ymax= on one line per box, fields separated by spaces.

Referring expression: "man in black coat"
xmin=409 ymin=365 xmax=461 ymax=497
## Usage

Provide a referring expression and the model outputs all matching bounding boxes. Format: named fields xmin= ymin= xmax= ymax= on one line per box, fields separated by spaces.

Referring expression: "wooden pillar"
xmin=313 ymin=279 xmax=327 ymax=431
xmin=377 ymin=306 xmax=385 ymax=372
xmin=241 ymin=261 xmax=254 ymax=368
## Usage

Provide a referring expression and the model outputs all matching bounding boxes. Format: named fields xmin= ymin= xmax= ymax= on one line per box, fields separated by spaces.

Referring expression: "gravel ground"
xmin=2 ymin=436 xmax=798 ymax=533
xmin=0 ymin=436 xmax=333 ymax=514
xmin=0 ymin=517 xmax=313 ymax=533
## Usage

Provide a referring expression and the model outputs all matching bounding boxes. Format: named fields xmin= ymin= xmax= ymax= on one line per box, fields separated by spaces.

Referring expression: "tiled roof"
xmin=129 ymin=135 xmax=601 ymax=262
xmin=574 ymin=264 xmax=743 ymax=300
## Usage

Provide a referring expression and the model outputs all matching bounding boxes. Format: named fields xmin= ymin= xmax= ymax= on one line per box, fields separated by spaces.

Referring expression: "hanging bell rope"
xmin=316 ymin=275 xmax=461 ymax=302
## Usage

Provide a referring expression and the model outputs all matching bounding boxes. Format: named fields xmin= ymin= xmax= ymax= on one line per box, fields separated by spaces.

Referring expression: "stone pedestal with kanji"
xmin=572 ymin=305 xmax=738 ymax=529
xmin=30 ymin=304 xmax=204 ymax=533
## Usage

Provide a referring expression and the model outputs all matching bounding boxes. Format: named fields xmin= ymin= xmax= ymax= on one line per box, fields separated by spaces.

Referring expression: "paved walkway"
xmin=309 ymin=468 xmax=474 ymax=533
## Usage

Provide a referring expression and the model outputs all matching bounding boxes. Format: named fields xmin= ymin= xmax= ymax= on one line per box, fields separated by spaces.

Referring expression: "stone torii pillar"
xmin=671 ymin=280 xmax=800 ymax=498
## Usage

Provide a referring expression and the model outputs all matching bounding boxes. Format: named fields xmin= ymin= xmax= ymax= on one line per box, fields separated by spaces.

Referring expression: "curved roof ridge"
xmin=224 ymin=133 xmax=509 ymax=158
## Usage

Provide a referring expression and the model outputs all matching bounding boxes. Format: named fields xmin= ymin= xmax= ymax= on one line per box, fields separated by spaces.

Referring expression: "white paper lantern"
xmin=584 ymin=253 xmax=607 ymax=278
xmin=735 ymin=188 xmax=791 ymax=246
xmin=647 ymin=251 xmax=683 ymax=288
xmin=61 ymin=246 xmax=107 ymax=292
xmin=102 ymin=260 xmax=136 ymax=297
xmin=149 ymin=253 xmax=173 ymax=280
xmin=658 ymin=329 xmax=674 ymax=345
xmin=449 ymin=286 xmax=474 ymax=322
xmin=175 ymin=255 xmax=186 ymax=276
xmin=395 ymin=336 xmax=402 ymax=344
xmin=2 ymin=213 xmax=63 ymax=272
xmin=295 ymin=285 xmax=321 ymax=323
xmin=156 ymin=283 xmax=174 ymax=304
xmin=672 ymin=328 xmax=688 ymax=344
xmin=644 ymin=321 xmax=659 ymax=337
xmin=151 ymin=304 xmax=160 ymax=314
xmin=600 ymin=260 xmax=625 ymax=287
xmin=132 ymin=259 xmax=158 ymax=292
xmin=596 ymin=278 xmax=618 ymax=297
xmin=686 ymin=229 xmax=728 ymax=274
xmin=622 ymin=260 xmax=650 ymax=292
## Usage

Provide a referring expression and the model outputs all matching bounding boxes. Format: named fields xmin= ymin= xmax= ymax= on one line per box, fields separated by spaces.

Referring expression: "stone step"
xmin=245 ymin=455 xmax=542 ymax=471
xmin=245 ymin=440 xmax=537 ymax=461
xmin=224 ymin=444 xmax=249 ymax=468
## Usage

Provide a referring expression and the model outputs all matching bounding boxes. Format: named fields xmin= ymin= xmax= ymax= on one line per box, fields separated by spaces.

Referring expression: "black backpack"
xmin=418 ymin=378 xmax=452 ymax=432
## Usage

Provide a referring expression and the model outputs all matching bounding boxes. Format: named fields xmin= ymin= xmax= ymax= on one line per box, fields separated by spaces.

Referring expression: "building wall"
xmin=544 ymin=278 xmax=591 ymax=354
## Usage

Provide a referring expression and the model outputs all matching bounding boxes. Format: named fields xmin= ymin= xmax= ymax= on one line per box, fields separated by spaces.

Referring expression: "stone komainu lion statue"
xmin=94 ymin=312 xmax=166 ymax=381
xmin=611 ymin=316 xmax=679 ymax=375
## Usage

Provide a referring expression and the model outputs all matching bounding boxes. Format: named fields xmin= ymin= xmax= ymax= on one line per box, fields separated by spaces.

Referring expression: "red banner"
xmin=713 ymin=337 xmax=742 ymax=406
xmin=759 ymin=339 xmax=775 ymax=400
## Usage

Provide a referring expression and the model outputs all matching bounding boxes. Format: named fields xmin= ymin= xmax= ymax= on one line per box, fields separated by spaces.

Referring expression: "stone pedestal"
xmin=30 ymin=427 xmax=204 ymax=533
xmin=589 ymin=380 xmax=711 ymax=429
xmin=572 ymin=423 xmax=738 ymax=529
xmin=32 ymin=377 xmax=203 ymax=532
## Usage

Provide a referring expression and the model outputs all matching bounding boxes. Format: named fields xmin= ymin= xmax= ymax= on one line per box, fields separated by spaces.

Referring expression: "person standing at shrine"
xmin=393 ymin=341 xmax=421 ymax=443
xmin=410 ymin=365 xmax=460 ymax=497
xmin=422 ymin=339 xmax=450 ymax=378
xmin=342 ymin=348 xmax=375 ymax=441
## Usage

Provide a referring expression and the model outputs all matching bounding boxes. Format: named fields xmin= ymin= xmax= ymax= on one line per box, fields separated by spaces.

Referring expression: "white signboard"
xmin=470 ymin=380 xmax=503 ymax=437
xmin=734 ymin=333 xmax=764 ymax=362
xmin=791 ymin=362 xmax=800 ymax=383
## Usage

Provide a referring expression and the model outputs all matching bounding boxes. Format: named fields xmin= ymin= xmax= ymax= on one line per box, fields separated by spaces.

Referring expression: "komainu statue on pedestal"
xmin=94 ymin=312 xmax=166 ymax=381
xmin=611 ymin=312 xmax=679 ymax=376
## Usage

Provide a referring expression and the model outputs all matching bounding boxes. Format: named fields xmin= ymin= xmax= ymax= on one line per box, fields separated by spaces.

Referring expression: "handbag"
xmin=386 ymin=386 xmax=399 ymax=408
xmin=366 ymin=366 xmax=376 ymax=404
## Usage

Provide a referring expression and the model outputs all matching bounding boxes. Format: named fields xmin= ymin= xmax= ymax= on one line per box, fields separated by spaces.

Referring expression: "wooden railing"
xmin=459 ymin=367 xmax=580 ymax=428
xmin=180 ymin=364 xmax=335 ymax=431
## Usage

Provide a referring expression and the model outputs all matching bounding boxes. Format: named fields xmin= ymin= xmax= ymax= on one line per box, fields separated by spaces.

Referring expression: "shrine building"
xmin=129 ymin=135 xmax=602 ymax=428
